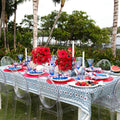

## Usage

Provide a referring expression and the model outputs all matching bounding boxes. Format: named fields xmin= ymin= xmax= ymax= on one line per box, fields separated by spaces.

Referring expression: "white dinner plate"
xmin=52 ymin=77 xmax=70 ymax=82
xmin=107 ymin=71 xmax=120 ymax=76
xmin=27 ymin=71 xmax=44 ymax=75
xmin=68 ymin=80 xmax=101 ymax=88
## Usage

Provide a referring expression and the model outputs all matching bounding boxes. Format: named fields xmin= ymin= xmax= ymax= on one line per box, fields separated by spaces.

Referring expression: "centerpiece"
xmin=55 ymin=48 xmax=75 ymax=71
xmin=32 ymin=46 xmax=51 ymax=65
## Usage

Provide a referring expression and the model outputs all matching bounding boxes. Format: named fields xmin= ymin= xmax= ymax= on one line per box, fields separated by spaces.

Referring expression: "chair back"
xmin=1 ymin=56 xmax=14 ymax=66
xmin=0 ymin=69 xmax=7 ymax=92
xmin=96 ymin=59 xmax=111 ymax=70
xmin=113 ymin=77 xmax=120 ymax=105
xmin=11 ymin=70 xmax=29 ymax=99
xmin=38 ymin=76 xmax=60 ymax=109
xmin=0 ymin=69 xmax=6 ymax=83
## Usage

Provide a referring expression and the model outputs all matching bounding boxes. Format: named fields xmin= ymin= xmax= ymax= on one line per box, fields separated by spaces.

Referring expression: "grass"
xmin=0 ymin=91 xmax=117 ymax=120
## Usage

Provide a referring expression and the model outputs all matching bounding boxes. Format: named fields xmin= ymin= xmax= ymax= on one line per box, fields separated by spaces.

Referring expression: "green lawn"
xmin=0 ymin=92 xmax=116 ymax=120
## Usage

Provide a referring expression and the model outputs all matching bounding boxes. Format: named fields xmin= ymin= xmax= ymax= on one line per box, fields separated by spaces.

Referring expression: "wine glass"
xmin=76 ymin=57 xmax=82 ymax=61
xmin=17 ymin=54 xmax=23 ymax=63
xmin=75 ymin=57 xmax=82 ymax=80
xmin=27 ymin=56 xmax=32 ymax=62
xmin=87 ymin=59 xmax=94 ymax=67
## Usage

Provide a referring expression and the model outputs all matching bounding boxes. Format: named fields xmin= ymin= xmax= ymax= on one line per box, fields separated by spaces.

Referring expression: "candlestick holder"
xmin=71 ymin=57 xmax=76 ymax=77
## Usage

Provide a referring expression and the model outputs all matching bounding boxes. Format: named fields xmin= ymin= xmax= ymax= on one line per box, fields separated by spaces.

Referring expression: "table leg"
xmin=117 ymin=112 xmax=120 ymax=120
xmin=78 ymin=107 xmax=90 ymax=120
xmin=78 ymin=107 xmax=82 ymax=120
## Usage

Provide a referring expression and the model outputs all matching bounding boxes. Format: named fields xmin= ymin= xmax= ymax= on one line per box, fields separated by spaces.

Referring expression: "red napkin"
xmin=4 ymin=68 xmax=27 ymax=72
xmin=23 ymin=72 xmax=49 ymax=78
xmin=47 ymin=78 xmax=76 ymax=85
xmin=85 ymin=76 xmax=113 ymax=82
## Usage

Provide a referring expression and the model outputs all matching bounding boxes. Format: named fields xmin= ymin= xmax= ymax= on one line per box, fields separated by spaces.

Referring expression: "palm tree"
xmin=111 ymin=0 xmax=119 ymax=57
xmin=33 ymin=0 xmax=39 ymax=48
xmin=45 ymin=0 xmax=65 ymax=47
xmin=13 ymin=0 xmax=26 ymax=50
xmin=0 ymin=0 xmax=6 ymax=48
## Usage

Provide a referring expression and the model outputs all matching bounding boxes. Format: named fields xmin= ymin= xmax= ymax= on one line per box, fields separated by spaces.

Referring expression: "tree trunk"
xmin=33 ymin=0 xmax=39 ymax=48
xmin=14 ymin=2 xmax=17 ymax=50
xmin=0 ymin=19 xmax=2 ymax=39
xmin=44 ymin=6 xmax=63 ymax=47
xmin=5 ymin=14 xmax=9 ymax=50
xmin=44 ymin=0 xmax=66 ymax=47
xmin=1 ymin=0 xmax=6 ymax=48
xmin=111 ymin=0 xmax=119 ymax=57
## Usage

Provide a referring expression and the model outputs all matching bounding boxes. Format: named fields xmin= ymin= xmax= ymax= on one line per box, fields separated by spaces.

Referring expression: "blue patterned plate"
xmin=52 ymin=77 xmax=70 ymax=82
xmin=90 ymin=73 xmax=109 ymax=80
xmin=7 ymin=66 xmax=22 ymax=70
xmin=27 ymin=71 xmax=43 ymax=75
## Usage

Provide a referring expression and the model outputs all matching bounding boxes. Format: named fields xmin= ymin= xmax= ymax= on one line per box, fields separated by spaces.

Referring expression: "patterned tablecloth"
xmin=0 ymin=66 xmax=118 ymax=120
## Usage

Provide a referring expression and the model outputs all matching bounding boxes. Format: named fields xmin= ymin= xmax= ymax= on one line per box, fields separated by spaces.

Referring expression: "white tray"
xmin=68 ymin=80 xmax=102 ymax=88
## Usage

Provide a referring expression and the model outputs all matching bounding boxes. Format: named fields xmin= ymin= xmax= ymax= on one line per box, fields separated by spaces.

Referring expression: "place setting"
xmin=23 ymin=67 xmax=49 ymax=78
xmin=46 ymin=67 xmax=76 ymax=85
xmin=85 ymin=58 xmax=104 ymax=73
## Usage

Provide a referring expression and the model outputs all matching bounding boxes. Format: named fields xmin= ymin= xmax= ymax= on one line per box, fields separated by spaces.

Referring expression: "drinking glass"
xmin=87 ymin=59 xmax=94 ymax=67
xmin=49 ymin=66 xmax=54 ymax=76
xmin=49 ymin=55 xmax=57 ymax=67
xmin=27 ymin=56 xmax=32 ymax=62
xmin=17 ymin=54 xmax=23 ymax=63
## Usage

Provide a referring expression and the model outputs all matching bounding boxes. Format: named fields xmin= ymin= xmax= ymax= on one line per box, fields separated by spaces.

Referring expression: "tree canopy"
xmin=41 ymin=10 xmax=110 ymax=46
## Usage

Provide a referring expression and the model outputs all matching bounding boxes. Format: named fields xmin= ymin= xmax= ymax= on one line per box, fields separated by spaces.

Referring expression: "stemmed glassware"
xmin=75 ymin=57 xmax=82 ymax=80
xmin=87 ymin=59 xmax=94 ymax=67
xmin=27 ymin=56 xmax=32 ymax=62
xmin=17 ymin=54 xmax=23 ymax=63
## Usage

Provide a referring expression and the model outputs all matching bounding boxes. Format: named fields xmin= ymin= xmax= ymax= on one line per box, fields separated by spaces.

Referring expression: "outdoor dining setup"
xmin=0 ymin=42 xmax=120 ymax=120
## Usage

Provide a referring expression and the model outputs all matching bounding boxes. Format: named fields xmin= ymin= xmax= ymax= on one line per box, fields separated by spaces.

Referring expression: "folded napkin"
xmin=35 ymin=65 xmax=44 ymax=71
xmin=85 ymin=67 xmax=102 ymax=72
xmin=47 ymin=78 xmax=76 ymax=85
xmin=23 ymin=72 xmax=49 ymax=78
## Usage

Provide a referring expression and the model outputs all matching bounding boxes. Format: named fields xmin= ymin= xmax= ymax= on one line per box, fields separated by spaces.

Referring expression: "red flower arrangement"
xmin=32 ymin=46 xmax=51 ymax=65
xmin=55 ymin=48 xmax=74 ymax=71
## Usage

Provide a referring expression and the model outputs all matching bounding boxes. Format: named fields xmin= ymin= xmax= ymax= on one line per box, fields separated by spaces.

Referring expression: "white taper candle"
xmin=82 ymin=51 xmax=85 ymax=67
xmin=25 ymin=48 xmax=27 ymax=61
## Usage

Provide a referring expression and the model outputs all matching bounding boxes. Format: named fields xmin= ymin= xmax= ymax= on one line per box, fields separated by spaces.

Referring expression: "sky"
xmin=10 ymin=0 xmax=120 ymax=28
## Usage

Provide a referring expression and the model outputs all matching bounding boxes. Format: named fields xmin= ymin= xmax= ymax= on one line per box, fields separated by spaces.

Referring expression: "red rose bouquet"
xmin=55 ymin=48 xmax=74 ymax=71
xmin=32 ymin=46 xmax=51 ymax=65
